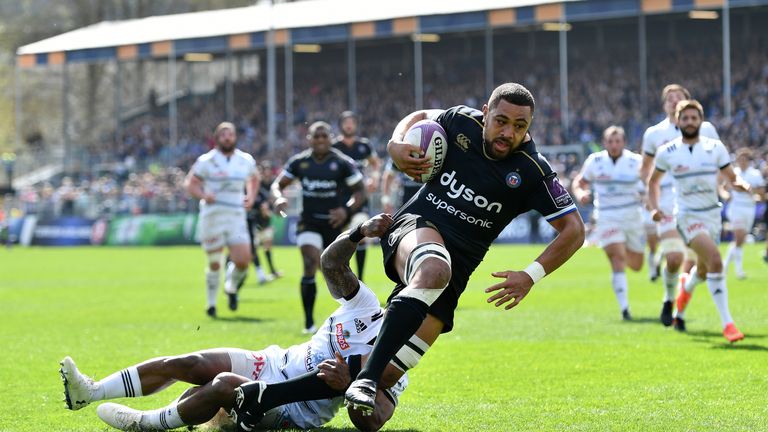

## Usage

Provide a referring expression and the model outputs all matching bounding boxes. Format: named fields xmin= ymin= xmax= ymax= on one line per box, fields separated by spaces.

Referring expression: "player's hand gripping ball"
xmin=403 ymin=120 xmax=448 ymax=183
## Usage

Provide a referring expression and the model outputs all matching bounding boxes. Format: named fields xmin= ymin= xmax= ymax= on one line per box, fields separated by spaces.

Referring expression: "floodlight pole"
xmin=285 ymin=39 xmax=294 ymax=136
xmin=14 ymin=65 xmax=22 ymax=152
xmin=414 ymin=36 xmax=423 ymax=109
xmin=347 ymin=37 xmax=357 ymax=112
xmin=168 ymin=48 xmax=178 ymax=149
xmin=722 ymin=0 xmax=732 ymax=120
xmin=115 ymin=60 xmax=123 ymax=147
xmin=638 ymin=13 xmax=648 ymax=121
xmin=226 ymin=50 xmax=234 ymax=121
xmin=558 ymin=20 xmax=570 ymax=143
xmin=62 ymin=62 xmax=70 ymax=174
xmin=485 ymin=25 xmax=494 ymax=97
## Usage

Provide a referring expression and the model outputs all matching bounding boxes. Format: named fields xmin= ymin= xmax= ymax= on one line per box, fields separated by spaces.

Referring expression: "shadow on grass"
xmin=211 ymin=316 xmax=274 ymax=323
xmin=623 ymin=317 xmax=661 ymax=325
xmin=687 ymin=330 xmax=767 ymax=339
xmin=313 ymin=428 xmax=421 ymax=432
xmin=709 ymin=343 xmax=768 ymax=352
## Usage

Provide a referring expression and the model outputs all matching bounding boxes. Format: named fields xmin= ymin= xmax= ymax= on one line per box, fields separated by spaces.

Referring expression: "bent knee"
xmin=410 ymin=258 xmax=451 ymax=289
xmin=211 ymin=373 xmax=243 ymax=393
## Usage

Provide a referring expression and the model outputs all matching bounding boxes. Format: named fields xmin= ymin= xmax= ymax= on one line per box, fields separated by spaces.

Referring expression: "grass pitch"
xmin=1 ymin=243 xmax=766 ymax=431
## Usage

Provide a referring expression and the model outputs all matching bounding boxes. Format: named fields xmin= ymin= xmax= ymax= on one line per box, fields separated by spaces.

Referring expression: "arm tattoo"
xmin=320 ymin=233 xmax=361 ymax=299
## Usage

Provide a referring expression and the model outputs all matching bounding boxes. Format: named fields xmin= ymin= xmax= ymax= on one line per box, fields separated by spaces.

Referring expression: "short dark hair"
xmin=488 ymin=83 xmax=535 ymax=114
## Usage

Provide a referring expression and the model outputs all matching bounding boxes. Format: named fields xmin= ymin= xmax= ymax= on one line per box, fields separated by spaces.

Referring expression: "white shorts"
xmin=255 ymin=226 xmax=274 ymax=246
xmin=642 ymin=209 xmax=657 ymax=234
xmin=594 ymin=220 xmax=645 ymax=253
xmin=199 ymin=212 xmax=250 ymax=251
xmin=677 ymin=210 xmax=722 ymax=245
xmin=296 ymin=231 xmax=323 ymax=251
xmin=657 ymin=213 xmax=678 ymax=237
xmin=726 ymin=205 xmax=755 ymax=232
xmin=228 ymin=346 xmax=336 ymax=430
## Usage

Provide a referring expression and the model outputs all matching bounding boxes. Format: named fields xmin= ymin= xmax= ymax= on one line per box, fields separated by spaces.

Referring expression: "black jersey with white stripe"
xmin=394 ymin=105 xmax=576 ymax=268
xmin=282 ymin=148 xmax=363 ymax=221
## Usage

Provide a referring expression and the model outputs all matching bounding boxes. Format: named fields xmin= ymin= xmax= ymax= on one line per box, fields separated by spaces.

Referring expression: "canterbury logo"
xmin=455 ymin=134 xmax=470 ymax=152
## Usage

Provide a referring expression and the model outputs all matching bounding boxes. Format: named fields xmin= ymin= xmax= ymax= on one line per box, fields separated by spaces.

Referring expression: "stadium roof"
xmin=17 ymin=0 xmax=755 ymax=66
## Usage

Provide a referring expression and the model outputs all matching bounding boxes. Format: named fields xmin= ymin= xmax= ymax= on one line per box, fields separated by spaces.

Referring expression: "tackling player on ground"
xmin=60 ymin=214 xmax=407 ymax=432
xmin=639 ymin=84 xmax=721 ymax=327
xmin=344 ymin=83 xmax=586 ymax=413
xmin=333 ymin=111 xmax=382 ymax=281
xmin=184 ymin=122 xmax=259 ymax=318
xmin=272 ymin=121 xmax=365 ymax=333
xmin=723 ymin=148 xmax=765 ymax=279
xmin=573 ymin=126 xmax=645 ymax=320
xmin=648 ymin=100 xmax=748 ymax=342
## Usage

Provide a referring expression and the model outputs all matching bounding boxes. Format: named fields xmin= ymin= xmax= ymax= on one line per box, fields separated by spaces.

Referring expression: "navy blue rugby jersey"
xmin=282 ymin=148 xmax=363 ymax=221
xmin=395 ymin=105 xmax=577 ymax=266
xmin=333 ymin=138 xmax=374 ymax=171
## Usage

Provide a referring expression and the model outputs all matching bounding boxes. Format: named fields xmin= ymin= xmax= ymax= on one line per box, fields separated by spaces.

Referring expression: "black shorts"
xmin=297 ymin=218 xmax=342 ymax=249
xmin=380 ymin=213 xmax=476 ymax=333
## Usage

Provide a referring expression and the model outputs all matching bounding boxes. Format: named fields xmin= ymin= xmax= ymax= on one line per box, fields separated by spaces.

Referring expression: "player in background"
xmin=344 ymin=83 xmax=585 ymax=413
xmin=250 ymin=161 xmax=282 ymax=282
xmin=273 ymin=121 xmax=365 ymax=333
xmin=60 ymin=214 xmax=407 ymax=432
xmin=381 ymin=158 xmax=423 ymax=214
xmin=184 ymin=122 xmax=259 ymax=318
xmin=723 ymin=148 xmax=765 ymax=279
xmin=573 ymin=126 xmax=645 ymax=320
xmin=333 ymin=111 xmax=382 ymax=281
xmin=639 ymin=84 xmax=721 ymax=327
xmin=648 ymin=100 xmax=748 ymax=342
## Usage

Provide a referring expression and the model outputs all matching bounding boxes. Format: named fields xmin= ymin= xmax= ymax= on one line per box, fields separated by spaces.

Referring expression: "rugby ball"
xmin=403 ymin=119 xmax=448 ymax=183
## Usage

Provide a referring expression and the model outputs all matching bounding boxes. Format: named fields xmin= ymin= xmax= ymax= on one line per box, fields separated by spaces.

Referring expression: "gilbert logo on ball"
xmin=403 ymin=119 xmax=448 ymax=183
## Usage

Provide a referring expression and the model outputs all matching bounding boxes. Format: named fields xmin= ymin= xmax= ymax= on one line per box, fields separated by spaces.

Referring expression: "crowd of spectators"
xmin=9 ymin=11 xmax=768 ymax=220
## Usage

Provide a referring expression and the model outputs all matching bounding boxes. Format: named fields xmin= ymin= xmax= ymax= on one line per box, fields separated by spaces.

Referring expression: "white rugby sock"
xmin=224 ymin=261 xmax=247 ymax=294
xmin=733 ymin=246 xmax=744 ymax=275
xmin=647 ymin=251 xmax=657 ymax=277
xmin=96 ymin=367 xmax=143 ymax=400
xmin=706 ymin=273 xmax=733 ymax=327
xmin=140 ymin=403 xmax=185 ymax=430
xmin=611 ymin=272 xmax=629 ymax=311
xmin=662 ymin=267 xmax=678 ymax=302
xmin=206 ymin=270 xmax=219 ymax=308
xmin=684 ymin=266 xmax=703 ymax=294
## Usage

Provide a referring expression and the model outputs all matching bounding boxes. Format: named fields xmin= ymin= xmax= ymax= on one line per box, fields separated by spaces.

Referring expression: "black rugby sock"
xmin=355 ymin=248 xmax=367 ymax=281
xmin=252 ymin=248 xmax=261 ymax=268
xmin=300 ymin=277 xmax=317 ymax=329
xmin=357 ymin=296 xmax=428 ymax=382
xmin=265 ymin=250 xmax=276 ymax=274
xmin=252 ymin=355 xmax=362 ymax=411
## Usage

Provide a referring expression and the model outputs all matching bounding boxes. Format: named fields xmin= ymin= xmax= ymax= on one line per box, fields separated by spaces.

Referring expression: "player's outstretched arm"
xmin=321 ymin=213 xmax=393 ymax=299
xmin=486 ymin=211 xmax=585 ymax=310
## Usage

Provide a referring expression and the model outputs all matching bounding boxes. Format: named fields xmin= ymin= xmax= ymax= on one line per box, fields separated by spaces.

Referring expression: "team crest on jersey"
xmin=354 ymin=318 xmax=368 ymax=333
xmin=330 ymin=161 xmax=338 ymax=171
xmin=455 ymin=134 xmax=470 ymax=152
xmin=506 ymin=172 xmax=522 ymax=188
xmin=300 ymin=162 xmax=310 ymax=170
xmin=358 ymin=145 xmax=367 ymax=154
xmin=335 ymin=323 xmax=350 ymax=350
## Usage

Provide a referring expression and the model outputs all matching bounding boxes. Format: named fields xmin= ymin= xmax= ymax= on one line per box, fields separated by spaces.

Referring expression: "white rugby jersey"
xmin=642 ymin=118 xmax=719 ymax=213
xmin=190 ymin=148 xmax=257 ymax=217
xmin=580 ymin=149 xmax=643 ymax=222
xmin=280 ymin=282 xmax=408 ymax=429
xmin=655 ymin=136 xmax=730 ymax=213
xmin=730 ymin=166 xmax=765 ymax=209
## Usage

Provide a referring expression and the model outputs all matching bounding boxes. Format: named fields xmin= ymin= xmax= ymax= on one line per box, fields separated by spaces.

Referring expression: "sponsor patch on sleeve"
xmin=545 ymin=175 xmax=574 ymax=209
